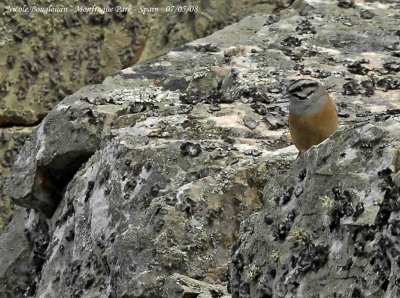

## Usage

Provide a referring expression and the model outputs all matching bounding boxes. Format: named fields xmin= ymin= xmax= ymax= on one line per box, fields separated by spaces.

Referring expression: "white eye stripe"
xmin=294 ymin=87 xmax=315 ymax=98
xmin=287 ymin=80 xmax=318 ymax=93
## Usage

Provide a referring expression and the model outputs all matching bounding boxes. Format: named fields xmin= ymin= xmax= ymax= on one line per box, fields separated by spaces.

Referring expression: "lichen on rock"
xmin=229 ymin=119 xmax=400 ymax=297
xmin=1 ymin=0 xmax=400 ymax=297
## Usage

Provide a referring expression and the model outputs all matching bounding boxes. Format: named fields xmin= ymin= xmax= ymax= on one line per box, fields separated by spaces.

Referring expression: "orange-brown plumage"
xmin=289 ymin=98 xmax=338 ymax=152
xmin=286 ymin=79 xmax=338 ymax=153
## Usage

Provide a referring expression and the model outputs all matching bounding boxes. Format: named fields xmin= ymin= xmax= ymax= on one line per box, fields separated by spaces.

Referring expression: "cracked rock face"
xmin=0 ymin=127 xmax=32 ymax=231
xmin=2 ymin=13 xmax=296 ymax=296
xmin=0 ymin=0 xmax=292 ymax=126
xmin=2 ymin=0 xmax=400 ymax=297
xmin=0 ymin=0 xmax=294 ymax=234
xmin=229 ymin=119 xmax=400 ymax=297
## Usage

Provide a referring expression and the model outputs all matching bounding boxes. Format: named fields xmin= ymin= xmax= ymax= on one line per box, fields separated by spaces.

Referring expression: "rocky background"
xmin=0 ymin=0 xmax=294 ymax=233
xmin=2 ymin=0 xmax=400 ymax=297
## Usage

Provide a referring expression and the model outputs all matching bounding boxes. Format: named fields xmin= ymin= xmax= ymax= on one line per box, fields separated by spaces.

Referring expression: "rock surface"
xmin=0 ymin=0 xmax=292 ymax=234
xmin=163 ymin=273 xmax=230 ymax=298
xmin=0 ymin=0 xmax=290 ymax=126
xmin=229 ymin=119 xmax=400 ymax=297
xmin=2 ymin=0 xmax=400 ymax=297
xmin=0 ymin=127 xmax=32 ymax=231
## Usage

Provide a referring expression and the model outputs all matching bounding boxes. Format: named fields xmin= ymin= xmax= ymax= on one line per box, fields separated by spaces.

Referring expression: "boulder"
xmin=2 ymin=0 xmax=400 ymax=297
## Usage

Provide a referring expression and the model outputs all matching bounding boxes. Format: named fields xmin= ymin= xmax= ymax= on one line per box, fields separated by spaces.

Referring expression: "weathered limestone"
xmin=1 ymin=0 xmax=400 ymax=297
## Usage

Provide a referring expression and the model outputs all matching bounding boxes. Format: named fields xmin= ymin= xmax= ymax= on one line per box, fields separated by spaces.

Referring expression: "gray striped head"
xmin=285 ymin=79 xmax=329 ymax=116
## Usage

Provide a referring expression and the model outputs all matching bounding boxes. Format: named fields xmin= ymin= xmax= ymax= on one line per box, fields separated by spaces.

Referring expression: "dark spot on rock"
xmin=391 ymin=50 xmax=400 ymax=58
xmin=351 ymin=288 xmax=362 ymax=297
xmin=163 ymin=78 xmax=189 ymax=92
xmin=179 ymin=92 xmax=204 ymax=105
xmin=99 ymin=169 xmax=110 ymax=186
xmin=354 ymin=239 xmax=365 ymax=257
xmin=63 ymin=13 xmax=80 ymax=28
xmin=264 ymin=216 xmax=273 ymax=225
xmin=211 ymin=148 xmax=229 ymax=159
xmin=195 ymin=43 xmax=220 ymax=52
xmin=256 ymin=285 xmax=273 ymax=298
xmin=13 ymin=27 xmax=27 ymax=42
xmin=387 ymin=109 xmax=400 ymax=115
xmin=294 ymin=186 xmax=303 ymax=197
xmin=360 ymin=9 xmax=375 ymax=19
xmin=129 ymin=102 xmax=154 ymax=113
xmin=378 ymin=167 xmax=393 ymax=187
xmin=389 ymin=219 xmax=400 ymax=236
xmin=53 ymin=271 xmax=61 ymax=283
xmin=266 ymin=84 xmax=282 ymax=94
xmin=7 ymin=55 xmax=15 ymax=68
xmin=150 ymin=184 xmax=160 ymax=197
xmin=381 ymin=278 xmax=389 ymax=291
xmin=181 ymin=197 xmax=197 ymax=216
xmin=124 ymin=180 xmax=137 ymax=193
xmin=153 ymin=219 xmax=165 ymax=233
xmin=177 ymin=104 xmax=193 ymax=114
xmin=298 ymin=169 xmax=307 ymax=181
xmin=100 ymin=185 xmax=109 ymax=196
xmin=85 ymin=181 xmax=95 ymax=202
xmin=376 ymin=77 xmax=400 ymax=91
xmin=353 ymin=202 xmax=364 ymax=218
xmin=209 ymin=103 xmax=221 ymax=112
xmin=342 ymin=80 xmax=360 ymax=95
xmin=185 ymin=168 xmax=210 ymax=182
xmin=287 ymin=210 xmax=296 ymax=222
xmin=275 ymin=187 xmax=294 ymax=205
xmin=85 ymin=274 xmax=95 ymax=289
xmin=311 ymin=69 xmax=331 ymax=78
xmin=56 ymin=200 xmax=75 ymax=227
xmin=338 ymin=112 xmax=350 ymax=118
xmin=180 ymin=142 xmax=202 ymax=157
xmin=265 ymin=15 xmax=280 ymax=25
xmin=356 ymin=110 xmax=372 ymax=118
xmin=300 ymin=69 xmax=312 ymax=76
xmin=65 ymin=229 xmax=75 ymax=242
xmin=295 ymin=19 xmax=316 ymax=35
xmin=293 ymin=64 xmax=304 ymax=71
xmin=210 ymin=289 xmax=224 ymax=298
xmin=360 ymin=79 xmax=375 ymax=96
xmin=207 ymin=208 xmax=222 ymax=225
xmin=338 ymin=0 xmax=354 ymax=8
xmin=384 ymin=61 xmax=400 ymax=73
xmin=273 ymin=221 xmax=291 ymax=241
xmin=297 ymin=243 xmax=329 ymax=273
xmin=347 ymin=61 xmax=369 ymax=75
xmin=282 ymin=37 xmax=301 ymax=47
xmin=329 ymin=188 xmax=356 ymax=231
xmin=252 ymin=103 xmax=268 ymax=116
xmin=361 ymin=79 xmax=374 ymax=89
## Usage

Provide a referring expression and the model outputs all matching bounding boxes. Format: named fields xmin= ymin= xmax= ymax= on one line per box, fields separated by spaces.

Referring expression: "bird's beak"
xmin=281 ymin=92 xmax=290 ymax=102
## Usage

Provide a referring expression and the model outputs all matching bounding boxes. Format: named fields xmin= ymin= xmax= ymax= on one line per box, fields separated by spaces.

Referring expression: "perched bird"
xmin=285 ymin=79 xmax=338 ymax=154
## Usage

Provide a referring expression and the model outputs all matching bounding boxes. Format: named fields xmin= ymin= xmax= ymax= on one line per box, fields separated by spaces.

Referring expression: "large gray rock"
xmin=3 ymin=85 xmax=128 ymax=216
xmin=229 ymin=119 xmax=400 ymax=297
xmin=2 ymin=0 xmax=400 ymax=297
xmin=0 ymin=206 xmax=48 ymax=297
xmin=0 ymin=0 xmax=294 ymax=235
xmin=0 ymin=0 xmax=293 ymax=126
xmin=2 ymin=13 xmax=295 ymax=297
